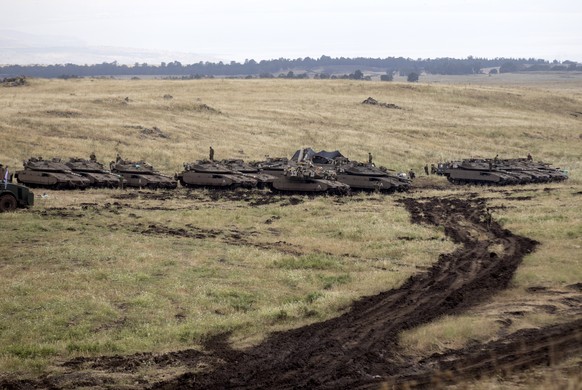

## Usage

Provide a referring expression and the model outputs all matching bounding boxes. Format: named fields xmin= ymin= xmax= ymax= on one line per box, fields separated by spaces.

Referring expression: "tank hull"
xmin=15 ymin=169 xmax=91 ymax=189
xmin=271 ymin=177 xmax=350 ymax=194
xmin=117 ymin=172 xmax=177 ymax=189
xmin=177 ymin=171 xmax=257 ymax=188
xmin=336 ymin=173 xmax=397 ymax=192
xmin=74 ymin=171 xmax=124 ymax=188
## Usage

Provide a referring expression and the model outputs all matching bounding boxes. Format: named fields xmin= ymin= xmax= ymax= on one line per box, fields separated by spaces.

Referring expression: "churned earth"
xmin=1 ymin=192 xmax=580 ymax=389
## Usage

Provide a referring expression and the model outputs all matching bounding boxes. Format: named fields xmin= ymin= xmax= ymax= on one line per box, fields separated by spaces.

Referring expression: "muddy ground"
xmin=1 ymin=193 xmax=581 ymax=389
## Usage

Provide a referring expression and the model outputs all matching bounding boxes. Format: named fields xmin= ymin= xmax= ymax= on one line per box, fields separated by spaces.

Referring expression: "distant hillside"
xmin=2 ymin=56 xmax=580 ymax=79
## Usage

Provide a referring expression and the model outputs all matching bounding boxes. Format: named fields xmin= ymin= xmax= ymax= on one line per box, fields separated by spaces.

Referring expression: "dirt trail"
xmin=3 ymin=195 xmax=581 ymax=389
xmin=151 ymin=196 xmax=542 ymax=389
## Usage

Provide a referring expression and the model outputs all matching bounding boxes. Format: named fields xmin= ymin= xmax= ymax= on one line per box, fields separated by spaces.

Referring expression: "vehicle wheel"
xmin=0 ymin=193 xmax=18 ymax=212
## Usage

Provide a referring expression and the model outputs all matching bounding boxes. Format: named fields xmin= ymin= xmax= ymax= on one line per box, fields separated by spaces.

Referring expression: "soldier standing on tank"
xmin=116 ymin=153 xmax=122 ymax=163
xmin=527 ymin=153 xmax=533 ymax=161
xmin=424 ymin=164 xmax=429 ymax=175
xmin=90 ymin=152 xmax=97 ymax=162
xmin=368 ymin=152 xmax=373 ymax=164
xmin=408 ymin=169 xmax=416 ymax=180
xmin=209 ymin=146 xmax=215 ymax=161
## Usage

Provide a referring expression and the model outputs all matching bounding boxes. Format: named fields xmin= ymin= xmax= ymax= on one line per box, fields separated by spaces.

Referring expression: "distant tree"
xmin=259 ymin=72 xmax=274 ymax=78
xmin=489 ymin=68 xmax=498 ymax=75
xmin=353 ymin=69 xmax=364 ymax=80
xmin=407 ymin=72 xmax=419 ymax=82
xmin=286 ymin=71 xmax=295 ymax=78
xmin=499 ymin=62 xmax=518 ymax=73
xmin=318 ymin=73 xmax=330 ymax=79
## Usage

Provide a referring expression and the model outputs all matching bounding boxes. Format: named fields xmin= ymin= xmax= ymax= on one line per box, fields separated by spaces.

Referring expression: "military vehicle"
xmin=438 ymin=158 xmax=568 ymax=185
xmin=110 ymin=157 xmax=177 ymax=189
xmin=220 ymin=159 xmax=277 ymax=188
xmin=251 ymin=157 xmax=289 ymax=178
xmin=176 ymin=160 xmax=258 ymax=189
xmin=66 ymin=156 xmax=124 ymax=188
xmin=1 ymin=164 xmax=34 ymax=211
xmin=292 ymin=148 xmax=410 ymax=192
xmin=14 ymin=157 xmax=91 ymax=189
xmin=0 ymin=182 xmax=34 ymax=212
xmin=271 ymin=161 xmax=350 ymax=194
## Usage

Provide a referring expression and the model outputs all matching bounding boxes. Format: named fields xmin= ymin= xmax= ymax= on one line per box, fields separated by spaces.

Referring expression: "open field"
xmin=1 ymin=75 xmax=581 ymax=388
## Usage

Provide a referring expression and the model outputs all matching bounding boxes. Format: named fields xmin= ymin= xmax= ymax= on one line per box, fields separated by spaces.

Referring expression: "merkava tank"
xmin=219 ymin=159 xmax=277 ymax=188
xmin=495 ymin=158 xmax=568 ymax=183
xmin=271 ymin=161 xmax=350 ymax=195
xmin=176 ymin=160 xmax=258 ymax=189
xmin=438 ymin=158 xmax=568 ymax=185
xmin=14 ymin=157 xmax=91 ymax=189
xmin=110 ymin=157 xmax=177 ymax=189
xmin=292 ymin=148 xmax=410 ymax=192
xmin=66 ymin=156 xmax=124 ymax=188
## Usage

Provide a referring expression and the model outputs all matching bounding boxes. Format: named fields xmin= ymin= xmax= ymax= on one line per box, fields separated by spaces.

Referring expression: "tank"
xmin=438 ymin=158 xmax=568 ymax=185
xmin=175 ymin=160 xmax=258 ymax=189
xmin=66 ymin=156 xmax=124 ymax=188
xmin=293 ymin=148 xmax=410 ymax=192
xmin=220 ymin=159 xmax=277 ymax=188
xmin=271 ymin=162 xmax=350 ymax=195
xmin=110 ymin=157 xmax=177 ymax=189
xmin=14 ymin=157 xmax=91 ymax=189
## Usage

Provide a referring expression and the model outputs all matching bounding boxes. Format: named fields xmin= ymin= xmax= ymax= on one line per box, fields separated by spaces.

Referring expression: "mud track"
xmin=4 ymin=196 xmax=581 ymax=389
xmin=152 ymin=196 xmax=545 ymax=389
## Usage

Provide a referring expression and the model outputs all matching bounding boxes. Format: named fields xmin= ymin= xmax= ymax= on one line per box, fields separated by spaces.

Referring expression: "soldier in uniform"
xmin=527 ymin=153 xmax=533 ymax=161
xmin=408 ymin=169 xmax=416 ymax=180
xmin=424 ymin=164 xmax=429 ymax=175
xmin=485 ymin=208 xmax=493 ymax=227
xmin=90 ymin=152 xmax=97 ymax=161
xmin=431 ymin=163 xmax=437 ymax=174
xmin=209 ymin=146 xmax=215 ymax=161
xmin=368 ymin=152 xmax=373 ymax=164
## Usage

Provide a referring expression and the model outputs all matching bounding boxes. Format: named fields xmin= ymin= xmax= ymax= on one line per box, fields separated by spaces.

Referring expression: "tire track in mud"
xmin=152 ymin=196 xmax=543 ymax=389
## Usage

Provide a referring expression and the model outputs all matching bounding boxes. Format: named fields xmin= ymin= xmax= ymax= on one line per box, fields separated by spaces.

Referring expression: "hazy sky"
xmin=2 ymin=0 xmax=581 ymax=64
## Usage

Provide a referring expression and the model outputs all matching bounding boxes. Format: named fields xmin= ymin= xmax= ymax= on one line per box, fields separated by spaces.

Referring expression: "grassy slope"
xmin=0 ymin=77 xmax=581 ymax=385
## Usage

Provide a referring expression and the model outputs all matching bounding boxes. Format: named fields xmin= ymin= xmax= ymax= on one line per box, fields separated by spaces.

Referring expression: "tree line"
xmin=0 ymin=56 xmax=579 ymax=79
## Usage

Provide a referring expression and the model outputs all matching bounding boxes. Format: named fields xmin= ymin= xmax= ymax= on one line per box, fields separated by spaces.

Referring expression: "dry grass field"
xmin=0 ymin=75 xmax=581 ymax=388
